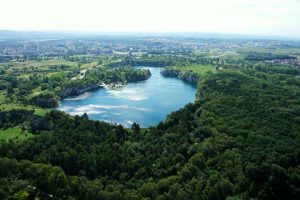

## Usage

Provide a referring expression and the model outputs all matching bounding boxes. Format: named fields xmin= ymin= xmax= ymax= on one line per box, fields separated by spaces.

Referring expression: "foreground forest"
xmin=0 ymin=35 xmax=299 ymax=199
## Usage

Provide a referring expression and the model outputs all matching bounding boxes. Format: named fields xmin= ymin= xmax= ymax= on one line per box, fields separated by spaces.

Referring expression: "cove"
xmin=57 ymin=67 xmax=197 ymax=127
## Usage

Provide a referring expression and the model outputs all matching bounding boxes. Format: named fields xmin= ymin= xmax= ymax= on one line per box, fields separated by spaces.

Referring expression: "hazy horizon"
xmin=0 ymin=0 xmax=299 ymax=38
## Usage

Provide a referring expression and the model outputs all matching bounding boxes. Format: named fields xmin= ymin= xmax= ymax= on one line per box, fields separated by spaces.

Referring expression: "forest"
xmin=0 ymin=35 xmax=299 ymax=199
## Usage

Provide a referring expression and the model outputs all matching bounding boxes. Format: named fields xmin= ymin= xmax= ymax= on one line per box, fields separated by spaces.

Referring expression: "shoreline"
xmin=58 ymin=82 xmax=126 ymax=100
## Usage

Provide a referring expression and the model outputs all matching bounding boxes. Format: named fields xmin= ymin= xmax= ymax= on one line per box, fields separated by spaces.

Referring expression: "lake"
xmin=58 ymin=67 xmax=197 ymax=127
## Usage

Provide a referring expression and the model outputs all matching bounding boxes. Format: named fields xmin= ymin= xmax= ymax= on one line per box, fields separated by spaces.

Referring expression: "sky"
xmin=0 ymin=0 xmax=299 ymax=37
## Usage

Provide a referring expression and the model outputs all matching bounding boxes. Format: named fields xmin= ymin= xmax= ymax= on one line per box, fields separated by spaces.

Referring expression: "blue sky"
xmin=0 ymin=0 xmax=299 ymax=37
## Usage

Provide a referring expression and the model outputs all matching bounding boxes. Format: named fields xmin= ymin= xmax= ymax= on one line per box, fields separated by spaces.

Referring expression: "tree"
xmin=131 ymin=122 xmax=141 ymax=138
xmin=6 ymin=85 xmax=14 ymax=95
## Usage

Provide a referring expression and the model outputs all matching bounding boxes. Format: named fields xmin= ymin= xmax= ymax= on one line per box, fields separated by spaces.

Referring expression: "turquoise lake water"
xmin=58 ymin=67 xmax=197 ymax=127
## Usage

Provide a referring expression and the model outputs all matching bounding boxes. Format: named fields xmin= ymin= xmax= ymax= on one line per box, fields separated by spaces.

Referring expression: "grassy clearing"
xmin=4 ymin=58 xmax=79 ymax=78
xmin=167 ymin=65 xmax=216 ymax=75
xmin=8 ymin=59 xmax=78 ymax=68
xmin=0 ymin=103 xmax=50 ymax=117
xmin=80 ymin=61 xmax=99 ymax=69
xmin=0 ymin=127 xmax=34 ymax=141
xmin=182 ymin=65 xmax=215 ymax=74
xmin=238 ymin=47 xmax=300 ymax=56
xmin=0 ymin=91 xmax=5 ymax=103
xmin=33 ymin=107 xmax=50 ymax=116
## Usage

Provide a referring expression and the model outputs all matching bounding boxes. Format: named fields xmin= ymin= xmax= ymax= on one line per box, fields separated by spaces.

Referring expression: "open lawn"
xmin=167 ymin=65 xmax=216 ymax=75
xmin=0 ymin=127 xmax=34 ymax=141
xmin=0 ymin=91 xmax=5 ymax=103
xmin=1 ymin=58 xmax=79 ymax=78
xmin=7 ymin=58 xmax=78 ymax=68
xmin=0 ymin=103 xmax=50 ymax=117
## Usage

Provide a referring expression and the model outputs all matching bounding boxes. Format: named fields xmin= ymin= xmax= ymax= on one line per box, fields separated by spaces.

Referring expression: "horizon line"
xmin=0 ymin=29 xmax=300 ymax=40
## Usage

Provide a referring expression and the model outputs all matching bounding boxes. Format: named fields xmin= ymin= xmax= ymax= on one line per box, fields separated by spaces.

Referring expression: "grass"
xmin=80 ymin=61 xmax=99 ymax=69
xmin=0 ymin=127 xmax=34 ymax=141
xmin=0 ymin=103 xmax=50 ymax=117
xmin=4 ymin=58 xmax=79 ymax=78
xmin=34 ymin=107 xmax=50 ymax=116
xmin=167 ymin=65 xmax=216 ymax=75
xmin=8 ymin=58 xmax=78 ymax=69
xmin=238 ymin=46 xmax=300 ymax=56
xmin=5 ymin=58 xmax=97 ymax=74
xmin=0 ymin=91 xmax=5 ymax=103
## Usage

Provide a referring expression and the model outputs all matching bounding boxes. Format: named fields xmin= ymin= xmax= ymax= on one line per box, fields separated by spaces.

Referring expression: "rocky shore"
xmin=59 ymin=82 xmax=125 ymax=98
xmin=59 ymin=84 xmax=101 ymax=98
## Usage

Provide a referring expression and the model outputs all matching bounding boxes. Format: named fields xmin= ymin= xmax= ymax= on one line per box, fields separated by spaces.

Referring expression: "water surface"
xmin=58 ymin=67 xmax=197 ymax=127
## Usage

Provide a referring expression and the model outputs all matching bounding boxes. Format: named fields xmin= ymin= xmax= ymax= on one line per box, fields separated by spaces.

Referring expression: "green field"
xmin=0 ymin=91 xmax=5 ymax=103
xmin=5 ymin=58 xmax=77 ymax=69
xmin=0 ymin=127 xmax=34 ymax=141
xmin=0 ymin=103 xmax=50 ymax=117
xmin=163 ymin=65 xmax=216 ymax=82
xmin=177 ymin=65 xmax=216 ymax=74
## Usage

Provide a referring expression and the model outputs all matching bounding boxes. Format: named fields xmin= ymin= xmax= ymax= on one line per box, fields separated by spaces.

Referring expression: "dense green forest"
xmin=0 ymin=57 xmax=299 ymax=199
xmin=0 ymin=35 xmax=300 ymax=199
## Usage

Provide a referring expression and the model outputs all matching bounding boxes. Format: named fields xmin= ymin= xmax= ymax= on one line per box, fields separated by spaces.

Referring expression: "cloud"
xmin=112 ymin=112 xmax=122 ymax=116
xmin=126 ymin=120 xmax=134 ymax=125
xmin=58 ymin=106 xmax=73 ymax=112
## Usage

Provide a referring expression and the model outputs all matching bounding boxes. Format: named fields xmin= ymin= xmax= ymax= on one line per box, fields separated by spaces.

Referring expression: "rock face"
xmin=59 ymin=84 xmax=100 ymax=98
xmin=161 ymin=69 xmax=199 ymax=85
xmin=160 ymin=70 xmax=180 ymax=77
xmin=180 ymin=74 xmax=199 ymax=85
